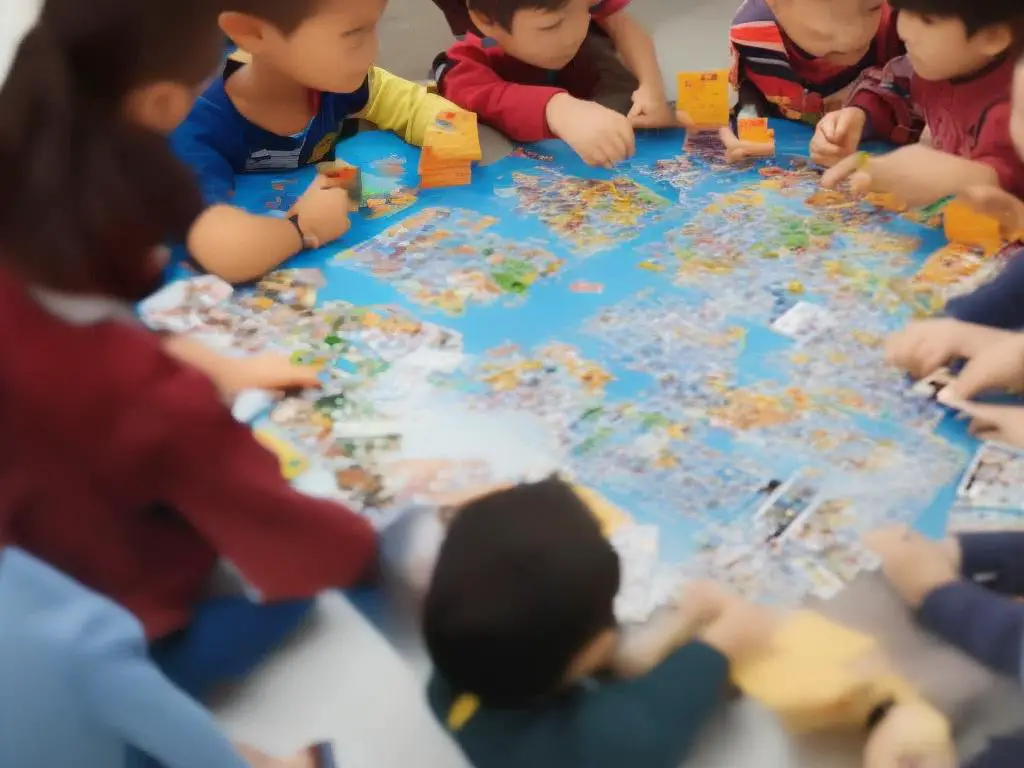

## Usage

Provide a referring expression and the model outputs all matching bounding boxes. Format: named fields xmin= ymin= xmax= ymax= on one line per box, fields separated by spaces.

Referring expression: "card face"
xmin=910 ymin=366 xmax=954 ymax=401
xmin=770 ymin=301 xmax=837 ymax=345
xmin=755 ymin=472 xmax=819 ymax=542
xmin=138 ymin=276 xmax=233 ymax=334
xmin=956 ymin=442 xmax=1024 ymax=509
xmin=610 ymin=524 xmax=660 ymax=624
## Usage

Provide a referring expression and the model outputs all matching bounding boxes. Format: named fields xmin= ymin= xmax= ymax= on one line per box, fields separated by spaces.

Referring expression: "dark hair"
xmin=466 ymin=0 xmax=571 ymax=31
xmin=0 ymin=0 xmax=224 ymax=299
xmin=423 ymin=476 xmax=620 ymax=707
xmin=225 ymin=0 xmax=324 ymax=35
xmin=890 ymin=0 xmax=1024 ymax=37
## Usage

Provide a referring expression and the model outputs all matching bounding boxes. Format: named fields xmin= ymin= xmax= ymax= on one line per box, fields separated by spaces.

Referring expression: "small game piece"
xmin=943 ymin=199 xmax=1004 ymax=255
xmin=737 ymin=116 xmax=775 ymax=147
xmin=676 ymin=70 xmax=730 ymax=128
xmin=419 ymin=110 xmax=482 ymax=190
xmin=910 ymin=367 xmax=954 ymax=401
xmin=316 ymin=160 xmax=363 ymax=209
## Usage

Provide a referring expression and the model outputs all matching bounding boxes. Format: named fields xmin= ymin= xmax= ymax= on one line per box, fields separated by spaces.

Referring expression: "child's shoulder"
xmin=445 ymin=34 xmax=509 ymax=64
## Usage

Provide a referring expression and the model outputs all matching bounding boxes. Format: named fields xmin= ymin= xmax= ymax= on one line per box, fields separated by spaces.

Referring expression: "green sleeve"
xmin=576 ymin=641 xmax=730 ymax=768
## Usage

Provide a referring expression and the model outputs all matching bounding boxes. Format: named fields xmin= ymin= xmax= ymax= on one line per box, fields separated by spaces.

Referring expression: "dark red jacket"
xmin=0 ymin=269 xmax=376 ymax=640
xmin=847 ymin=55 xmax=1024 ymax=199
xmin=435 ymin=0 xmax=631 ymax=143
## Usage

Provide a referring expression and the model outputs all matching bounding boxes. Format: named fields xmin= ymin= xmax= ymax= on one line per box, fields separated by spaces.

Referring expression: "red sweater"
xmin=435 ymin=0 xmax=631 ymax=143
xmin=847 ymin=55 xmax=1024 ymax=199
xmin=0 ymin=269 xmax=377 ymax=640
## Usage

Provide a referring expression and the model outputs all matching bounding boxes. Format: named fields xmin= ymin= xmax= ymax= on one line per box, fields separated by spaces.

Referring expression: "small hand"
xmin=810 ymin=107 xmax=866 ymax=167
xmin=942 ymin=332 xmax=1024 ymax=400
xmin=718 ymin=125 xmax=774 ymax=164
xmin=289 ymin=176 xmax=352 ymax=248
xmin=883 ymin=318 xmax=1011 ymax=380
xmin=864 ymin=526 xmax=959 ymax=608
xmin=223 ymin=353 xmax=322 ymax=397
xmin=672 ymin=579 xmax=733 ymax=634
xmin=700 ymin=598 xmax=778 ymax=661
xmin=627 ymin=85 xmax=675 ymax=129
xmin=939 ymin=400 xmax=1024 ymax=448
xmin=958 ymin=185 xmax=1024 ymax=240
xmin=546 ymin=93 xmax=636 ymax=167
xmin=863 ymin=702 xmax=956 ymax=768
xmin=822 ymin=144 xmax=945 ymax=208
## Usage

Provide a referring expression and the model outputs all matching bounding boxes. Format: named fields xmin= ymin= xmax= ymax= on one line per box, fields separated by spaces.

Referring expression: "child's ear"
xmin=975 ymin=22 xmax=1013 ymax=58
xmin=468 ymin=8 xmax=503 ymax=40
xmin=219 ymin=11 xmax=274 ymax=54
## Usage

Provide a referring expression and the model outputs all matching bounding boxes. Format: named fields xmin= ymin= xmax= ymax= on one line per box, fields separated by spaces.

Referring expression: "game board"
xmin=158 ymin=122 xmax=1012 ymax=616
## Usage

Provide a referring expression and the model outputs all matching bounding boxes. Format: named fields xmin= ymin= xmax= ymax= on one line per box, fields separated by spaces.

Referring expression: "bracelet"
xmin=288 ymin=214 xmax=317 ymax=250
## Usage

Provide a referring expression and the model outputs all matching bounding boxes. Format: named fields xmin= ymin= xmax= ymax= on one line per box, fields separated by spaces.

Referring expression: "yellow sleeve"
xmin=359 ymin=67 xmax=461 ymax=147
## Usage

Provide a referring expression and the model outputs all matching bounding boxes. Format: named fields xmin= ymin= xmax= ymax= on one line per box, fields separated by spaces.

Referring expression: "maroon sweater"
xmin=0 ymin=269 xmax=377 ymax=640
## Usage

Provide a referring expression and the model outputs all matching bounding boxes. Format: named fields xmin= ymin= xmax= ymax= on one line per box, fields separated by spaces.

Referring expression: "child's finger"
xmin=849 ymin=170 xmax=874 ymax=195
xmin=821 ymin=152 xmax=862 ymax=188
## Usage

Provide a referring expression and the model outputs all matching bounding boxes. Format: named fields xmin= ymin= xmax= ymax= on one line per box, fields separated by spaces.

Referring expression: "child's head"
xmin=467 ymin=0 xmax=592 ymax=72
xmin=767 ymin=0 xmax=886 ymax=66
xmin=423 ymin=476 xmax=621 ymax=707
xmin=891 ymin=0 xmax=1023 ymax=81
xmin=0 ymin=0 xmax=224 ymax=299
xmin=220 ymin=0 xmax=384 ymax=94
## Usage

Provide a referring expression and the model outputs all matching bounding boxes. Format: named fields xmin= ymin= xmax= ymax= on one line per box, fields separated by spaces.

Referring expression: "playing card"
xmin=910 ymin=366 xmax=954 ymax=400
xmin=956 ymin=442 xmax=1024 ymax=509
xmin=771 ymin=301 xmax=837 ymax=345
xmin=138 ymin=276 xmax=233 ymax=334
xmin=611 ymin=524 xmax=660 ymax=624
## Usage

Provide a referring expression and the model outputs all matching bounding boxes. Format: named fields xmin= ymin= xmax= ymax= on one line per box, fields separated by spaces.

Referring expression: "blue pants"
xmin=946 ymin=246 xmax=1024 ymax=330
xmin=150 ymin=596 xmax=315 ymax=700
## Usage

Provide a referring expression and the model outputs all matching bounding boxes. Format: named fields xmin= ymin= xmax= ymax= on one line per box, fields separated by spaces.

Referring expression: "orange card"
xmin=943 ymin=199 xmax=1003 ymax=255
xmin=676 ymin=70 xmax=730 ymax=128
xmin=737 ymin=116 xmax=774 ymax=145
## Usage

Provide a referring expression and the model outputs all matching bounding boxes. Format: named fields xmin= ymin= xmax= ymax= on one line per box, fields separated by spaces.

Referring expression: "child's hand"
xmin=289 ymin=177 xmax=352 ymax=248
xmin=719 ymin=125 xmax=775 ymax=164
xmin=863 ymin=702 xmax=956 ymax=768
xmin=810 ymin=107 xmax=866 ymax=167
xmin=627 ymin=85 xmax=675 ymax=129
xmin=864 ymin=526 xmax=959 ymax=608
xmin=700 ymin=599 xmax=778 ymax=661
xmin=941 ymin=400 xmax=1024 ymax=448
xmin=884 ymin=318 xmax=1010 ymax=380
xmin=958 ymin=185 xmax=1024 ymax=239
xmin=546 ymin=93 xmax=636 ymax=167
xmin=222 ymin=353 xmax=322 ymax=397
xmin=822 ymin=144 xmax=944 ymax=208
xmin=942 ymin=332 xmax=1024 ymax=400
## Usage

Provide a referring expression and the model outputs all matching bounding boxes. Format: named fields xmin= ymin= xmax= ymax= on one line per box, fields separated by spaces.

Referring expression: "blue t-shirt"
xmin=171 ymin=66 xmax=371 ymax=205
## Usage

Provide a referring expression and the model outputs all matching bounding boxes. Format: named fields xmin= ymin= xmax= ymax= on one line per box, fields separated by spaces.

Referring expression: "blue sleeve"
xmin=917 ymin=581 xmax=1024 ymax=682
xmin=945 ymin=247 xmax=1024 ymax=330
xmin=76 ymin=641 xmax=248 ymax=767
xmin=170 ymin=91 xmax=242 ymax=207
xmin=578 ymin=641 xmax=729 ymax=768
xmin=965 ymin=731 xmax=1024 ymax=768
xmin=959 ymin=532 xmax=1024 ymax=595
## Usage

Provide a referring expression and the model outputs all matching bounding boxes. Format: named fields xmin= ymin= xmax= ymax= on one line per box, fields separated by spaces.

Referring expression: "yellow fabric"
xmin=360 ymin=67 xmax=460 ymax=147
xmin=447 ymin=693 xmax=481 ymax=731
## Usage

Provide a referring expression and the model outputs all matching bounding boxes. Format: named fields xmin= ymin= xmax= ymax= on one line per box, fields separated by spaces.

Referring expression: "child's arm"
xmin=968 ymin=102 xmax=1024 ymax=200
xmin=140 ymin=359 xmax=377 ymax=597
xmin=945 ymin=253 xmax=1024 ymax=330
xmin=845 ymin=56 xmax=925 ymax=145
xmin=596 ymin=9 xmax=673 ymax=128
xmin=355 ymin=67 xmax=462 ymax=147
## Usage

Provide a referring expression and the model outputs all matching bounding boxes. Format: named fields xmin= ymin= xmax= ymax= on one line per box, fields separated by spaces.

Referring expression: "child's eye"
xmin=539 ymin=20 xmax=564 ymax=31
xmin=919 ymin=14 xmax=937 ymax=24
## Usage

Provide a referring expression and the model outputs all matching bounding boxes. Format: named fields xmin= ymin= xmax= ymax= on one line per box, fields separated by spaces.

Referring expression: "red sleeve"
xmin=590 ymin=0 xmax=631 ymax=21
xmin=973 ymin=101 xmax=1024 ymax=200
xmin=846 ymin=56 xmax=924 ymax=145
xmin=438 ymin=39 xmax=565 ymax=143
xmin=139 ymin=365 xmax=377 ymax=601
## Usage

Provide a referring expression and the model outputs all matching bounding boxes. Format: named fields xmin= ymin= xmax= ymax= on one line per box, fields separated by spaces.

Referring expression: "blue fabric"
xmin=151 ymin=595 xmax=315 ymax=700
xmin=945 ymin=246 xmax=1024 ymax=330
xmin=0 ymin=548 xmax=248 ymax=768
xmin=170 ymin=71 xmax=370 ymax=205
xmin=965 ymin=732 xmax=1024 ymax=768
xmin=959 ymin=532 xmax=1024 ymax=596
xmin=917 ymin=580 xmax=1024 ymax=681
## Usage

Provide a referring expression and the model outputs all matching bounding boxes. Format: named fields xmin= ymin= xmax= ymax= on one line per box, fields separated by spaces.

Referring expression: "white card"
xmin=611 ymin=524 xmax=660 ymax=624
xmin=771 ymin=301 xmax=837 ymax=345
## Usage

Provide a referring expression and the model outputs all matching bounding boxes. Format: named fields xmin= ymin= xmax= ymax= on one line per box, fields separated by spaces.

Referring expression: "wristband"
xmin=288 ymin=214 xmax=318 ymax=250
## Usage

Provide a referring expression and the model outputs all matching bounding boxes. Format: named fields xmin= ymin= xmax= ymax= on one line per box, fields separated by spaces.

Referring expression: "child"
xmin=729 ymin=0 xmax=903 ymax=125
xmin=421 ymin=477 xmax=773 ymax=768
xmin=865 ymin=526 xmax=1024 ymax=767
xmin=432 ymin=0 xmax=672 ymax=168
xmin=174 ymin=0 xmax=462 ymax=283
xmin=0 ymin=0 xmax=377 ymax=703
xmin=815 ymin=0 xmax=1024 ymax=206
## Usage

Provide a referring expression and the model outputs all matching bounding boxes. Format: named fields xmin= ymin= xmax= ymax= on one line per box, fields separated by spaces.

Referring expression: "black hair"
xmin=889 ymin=0 xmax=1024 ymax=37
xmin=423 ymin=476 xmax=620 ymax=707
xmin=466 ymin=0 xmax=572 ymax=32
xmin=225 ymin=0 xmax=325 ymax=35
xmin=0 ymin=0 xmax=225 ymax=300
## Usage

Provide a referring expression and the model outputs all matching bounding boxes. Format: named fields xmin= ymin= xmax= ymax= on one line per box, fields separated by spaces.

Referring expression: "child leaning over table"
xmin=0 ymin=0 xmax=377 ymax=707
xmin=173 ymin=0 xmax=462 ymax=283
xmin=432 ymin=0 xmax=673 ymax=169
xmin=812 ymin=0 xmax=1024 ymax=208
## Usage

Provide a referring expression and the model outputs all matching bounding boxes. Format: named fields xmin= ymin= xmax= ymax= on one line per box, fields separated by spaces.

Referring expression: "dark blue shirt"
xmin=945 ymin=246 xmax=1024 ymax=330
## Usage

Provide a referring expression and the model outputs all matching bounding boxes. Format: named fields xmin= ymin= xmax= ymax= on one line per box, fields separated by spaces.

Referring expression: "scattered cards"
xmin=957 ymin=442 xmax=1024 ymax=510
xmin=771 ymin=302 xmax=837 ymax=345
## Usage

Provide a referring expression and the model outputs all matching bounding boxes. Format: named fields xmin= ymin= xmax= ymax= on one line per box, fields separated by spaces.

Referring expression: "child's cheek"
xmin=1013 ymin=66 xmax=1024 ymax=159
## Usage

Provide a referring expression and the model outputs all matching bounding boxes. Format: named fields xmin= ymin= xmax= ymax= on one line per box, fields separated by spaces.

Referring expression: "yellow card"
xmin=943 ymin=199 xmax=1003 ymax=255
xmin=254 ymin=430 xmax=310 ymax=480
xmin=737 ymin=116 xmax=774 ymax=145
xmin=424 ymin=110 xmax=482 ymax=161
xmin=676 ymin=70 xmax=730 ymax=128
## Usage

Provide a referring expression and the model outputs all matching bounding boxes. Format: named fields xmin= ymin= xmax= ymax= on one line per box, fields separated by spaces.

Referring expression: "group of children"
xmin=0 ymin=0 xmax=1024 ymax=765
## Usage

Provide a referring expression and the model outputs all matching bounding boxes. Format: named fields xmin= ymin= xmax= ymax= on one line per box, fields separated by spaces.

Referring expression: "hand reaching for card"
xmin=221 ymin=353 xmax=322 ymax=397
xmin=884 ymin=319 xmax=1014 ymax=380
xmin=862 ymin=702 xmax=956 ymax=768
xmin=958 ymin=186 xmax=1024 ymax=240
xmin=546 ymin=93 xmax=636 ymax=167
xmin=700 ymin=595 xmax=778 ymax=661
xmin=941 ymin=332 xmax=1024 ymax=401
xmin=809 ymin=107 xmax=866 ymax=167
xmin=863 ymin=526 xmax=959 ymax=608
xmin=627 ymin=85 xmax=675 ymax=129
xmin=943 ymin=400 xmax=1024 ymax=448
xmin=821 ymin=145 xmax=946 ymax=208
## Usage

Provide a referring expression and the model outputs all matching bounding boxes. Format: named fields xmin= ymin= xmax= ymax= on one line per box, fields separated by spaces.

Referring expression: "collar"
xmin=949 ymin=52 xmax=1010 ymax=86
xmin=30 ymin=287 xmax=139 ymax=327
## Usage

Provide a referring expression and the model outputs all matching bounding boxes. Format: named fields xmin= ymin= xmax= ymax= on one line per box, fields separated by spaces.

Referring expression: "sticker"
xmin=771 ymin=301 xmax=837 ymax=345
xmin=956 ymin=442 xmax=1024 ymax=509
